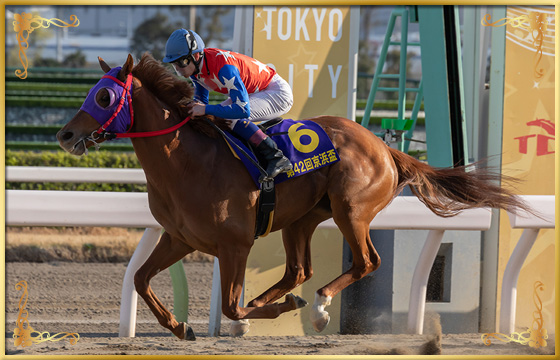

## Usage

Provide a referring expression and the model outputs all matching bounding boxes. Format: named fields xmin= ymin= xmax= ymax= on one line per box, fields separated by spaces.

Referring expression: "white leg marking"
xmin=229 ymin=319 xmax=250 ymax=337
xmin=310 ymin=293 xmax=332 ymax=332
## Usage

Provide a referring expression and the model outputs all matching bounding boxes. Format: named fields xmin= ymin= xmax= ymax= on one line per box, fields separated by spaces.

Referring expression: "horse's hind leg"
xmin=310 ymin=219 xmax=380 ymax=332
xmin=306 ymin=141 xmax=396 ymax=332
xmin=134 ymin=231 xmax=196 ymax=340
xmin=310 ymin=194 xmax=389 ymax=332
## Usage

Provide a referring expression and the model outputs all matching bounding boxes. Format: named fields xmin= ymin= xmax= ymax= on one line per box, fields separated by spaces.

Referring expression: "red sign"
xmin=514 ymin=119 xmax=555 ymax=156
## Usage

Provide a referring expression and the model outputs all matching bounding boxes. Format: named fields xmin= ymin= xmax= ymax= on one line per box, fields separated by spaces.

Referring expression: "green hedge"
xmin=7 ymin=125 xmax=67 ymax=135
xmin=5 ymin=80 xmax=229 ymax=108
xmin=7 ymin=181 xmax=147 ymax=192
xmin=6 ymin=96 xmax=85 ymax=108
xmin=6 ymin=149 xmax=140 ymax=168
xmin=6 ymin=150 xmax=146 ymax=192
xmin=6 ymin=81 xmax=93 ymax=92
xmin=355 ymin=99 xmax=425 ymax=111
xmin=5 ymin=141 xmax=135 ymax=152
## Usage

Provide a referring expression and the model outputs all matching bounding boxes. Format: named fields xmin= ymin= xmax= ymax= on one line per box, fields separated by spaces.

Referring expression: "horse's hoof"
xmin=229 ymin=319 xmax=250 ymax=337
xmin=180 ymin=322 xmax=196 ymax=341
xmin=286 ymin=293 xmax=308 ymax=309
xmin=311 ymin=311 xmax=330 ymax=332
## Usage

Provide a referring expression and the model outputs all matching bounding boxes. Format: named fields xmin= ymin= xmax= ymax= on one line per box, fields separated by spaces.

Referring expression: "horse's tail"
xmin=387 ymin=147 xmax=531 ymax=217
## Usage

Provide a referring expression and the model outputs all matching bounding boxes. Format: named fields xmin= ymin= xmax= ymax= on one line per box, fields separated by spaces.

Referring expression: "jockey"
xmin=163 ymin=28 xmax=293 ymax=181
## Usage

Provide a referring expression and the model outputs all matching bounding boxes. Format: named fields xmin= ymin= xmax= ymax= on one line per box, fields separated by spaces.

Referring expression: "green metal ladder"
xmin=360 ymin=6 xmax=424 ymax=153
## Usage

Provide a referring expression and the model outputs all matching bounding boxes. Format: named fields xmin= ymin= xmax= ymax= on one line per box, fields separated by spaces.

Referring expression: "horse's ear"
xmin=118 ymin=54 xmax=134 ymax=81
xmin=98 ymin=56 xmax=111 ymax=73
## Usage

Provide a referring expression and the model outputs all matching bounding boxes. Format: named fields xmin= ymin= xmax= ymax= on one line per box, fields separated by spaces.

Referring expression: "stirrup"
xmin=260 ymin=158 xmax=292 ymax=182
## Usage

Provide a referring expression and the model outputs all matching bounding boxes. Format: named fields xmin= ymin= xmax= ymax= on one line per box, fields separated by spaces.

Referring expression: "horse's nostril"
xmin=61 ymin=131 xmax=74 ymax=141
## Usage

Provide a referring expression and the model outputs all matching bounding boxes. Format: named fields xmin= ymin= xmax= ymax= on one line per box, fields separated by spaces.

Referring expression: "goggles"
xmin=171 ymin=55 xmax=192 ymax=68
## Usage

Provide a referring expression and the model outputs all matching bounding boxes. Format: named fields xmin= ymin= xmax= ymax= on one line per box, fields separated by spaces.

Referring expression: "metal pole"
xmin=119 ymin=227 xmax=162 ymax=337
xmin=361 ymin=10 xmax=400 ymax=128
xmin=56 ymin=7 xmax=63 ymax=62
xmin=479 ymin=5 xmax=507 ymax=333
xmin=499 ymin=229 xmax=540 ymax=334
xmin=402 ymin=79 xmax=423 ymax=153
xmin=397 ymin=7 xmax=408 ymax=123
xmin=169 ymin=260 xmax=189 ymax=324
xmin=208 ymin=258 xmax=222 ymax=336
xmin=407 ymin=229 xmax=445 ymax=334
xmin=189 ymin=6 xmax=196 ymax=30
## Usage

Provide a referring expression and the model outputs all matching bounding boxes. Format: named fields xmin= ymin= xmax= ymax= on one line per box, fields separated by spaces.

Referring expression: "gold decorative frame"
xmin=481 ymin=281 xmax=548 ymax=348
xmin=12 ymin=12 xmax=80 ymax=79
xmin=13 ymin=280 xmax=80 ymax=348
xmin=481 ymin=8 xmax=550 ymax=79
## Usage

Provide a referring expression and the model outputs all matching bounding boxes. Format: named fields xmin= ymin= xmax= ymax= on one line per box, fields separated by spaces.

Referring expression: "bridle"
xmin=96 ymin=72 xmax=135 ymax=138
xmin=75 ymin=70 xmax=191 ymax=153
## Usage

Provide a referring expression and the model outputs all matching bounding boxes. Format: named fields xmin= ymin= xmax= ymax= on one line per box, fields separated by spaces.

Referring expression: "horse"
xmin=57 ymin=53 xmax=529 ymax=340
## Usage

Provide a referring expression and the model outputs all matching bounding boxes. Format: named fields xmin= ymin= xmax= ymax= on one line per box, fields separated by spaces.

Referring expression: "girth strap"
xmin=254 ymin=180 xmax=275 ymax=239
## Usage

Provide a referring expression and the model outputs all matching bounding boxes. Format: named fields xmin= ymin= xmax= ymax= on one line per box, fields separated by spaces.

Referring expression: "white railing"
xmin=7 ymin=190 xmax=158 ymax=228
xmin=499 ymin=195 xmax=555 ymax=334
xmin=6 ymin=166 xmax=147 ymax=184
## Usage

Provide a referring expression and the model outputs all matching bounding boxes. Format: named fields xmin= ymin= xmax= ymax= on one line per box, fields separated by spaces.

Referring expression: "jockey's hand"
xmin=187 ymin=102 xmax=206 ymax=117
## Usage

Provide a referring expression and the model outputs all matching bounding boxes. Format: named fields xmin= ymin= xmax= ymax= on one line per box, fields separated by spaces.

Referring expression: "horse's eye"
xmin=95 ymin=87 xmax=117 ymax=109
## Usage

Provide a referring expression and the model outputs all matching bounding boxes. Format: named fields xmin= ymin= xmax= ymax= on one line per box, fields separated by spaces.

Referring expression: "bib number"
xmin=288 ymin=123 xmax=319 ymax=153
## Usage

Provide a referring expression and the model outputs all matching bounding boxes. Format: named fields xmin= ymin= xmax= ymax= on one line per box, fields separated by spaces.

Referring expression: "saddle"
xmin=204 ymin=117 xmax=340 ymax=239
xmin=258 ymin=117 xmax=284 ymax=132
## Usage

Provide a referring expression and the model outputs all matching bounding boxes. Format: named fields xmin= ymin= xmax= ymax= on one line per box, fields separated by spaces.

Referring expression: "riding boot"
xmin=231 ymin=119 xmax=292 ymax=181
xmin=255 ymin=136 xmax=293 ymax=181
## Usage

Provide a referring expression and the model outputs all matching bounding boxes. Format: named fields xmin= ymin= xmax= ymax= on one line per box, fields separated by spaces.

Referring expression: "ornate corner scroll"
xmin=12 ymin=12 xmax=80 ymax=79
xmin=481 ymin=281 xmax=548 ymax=348
xmin=482 ymin=9 xmax=550 ymax=79
xmin=13 ymin=280 xmax=79 ymax=348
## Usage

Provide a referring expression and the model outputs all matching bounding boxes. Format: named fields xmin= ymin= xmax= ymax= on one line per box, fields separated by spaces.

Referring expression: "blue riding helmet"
xmin=163 ymin=29 xmax=205 ymax=63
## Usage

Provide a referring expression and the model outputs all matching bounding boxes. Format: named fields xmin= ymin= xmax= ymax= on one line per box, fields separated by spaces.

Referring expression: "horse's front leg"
xmin=217 ymin=243 xmax=306 ymax=335
xmin=134 ymin=231 xmax=196 ymax=340
xmin=246 ymin=209 xmax=328 ymax=308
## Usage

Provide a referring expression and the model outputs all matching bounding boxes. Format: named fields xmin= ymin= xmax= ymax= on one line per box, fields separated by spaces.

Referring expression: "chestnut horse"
xmin=57 ymin=53 xmax=527 ymax=340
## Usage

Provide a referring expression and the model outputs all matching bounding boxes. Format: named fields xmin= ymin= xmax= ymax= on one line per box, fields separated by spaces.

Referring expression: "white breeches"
xmin=225 ymin=73 xmax=293 ymax=129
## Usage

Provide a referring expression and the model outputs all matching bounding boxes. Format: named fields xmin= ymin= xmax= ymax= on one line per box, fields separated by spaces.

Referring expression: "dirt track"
xmin=5 ymin=262 xmax=555 ymax=357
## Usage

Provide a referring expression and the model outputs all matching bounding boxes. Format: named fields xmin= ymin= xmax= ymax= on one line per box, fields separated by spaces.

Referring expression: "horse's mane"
xmin=132 ymin=53 xmax=193 ymax=119
xmin=132 ymin=52 xmax=225 ymax=137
